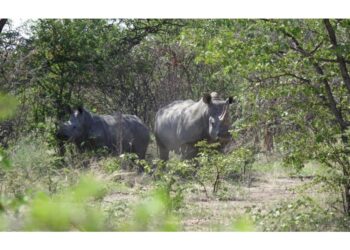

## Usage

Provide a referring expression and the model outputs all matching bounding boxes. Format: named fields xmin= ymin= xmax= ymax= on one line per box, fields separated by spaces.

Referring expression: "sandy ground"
xmin=180 ymin=173 xmax=311 ymax=231
xmin=101 ymin=167 xmax=315 ymax=231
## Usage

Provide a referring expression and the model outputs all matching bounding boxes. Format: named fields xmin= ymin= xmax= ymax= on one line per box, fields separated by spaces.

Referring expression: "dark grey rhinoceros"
xmin=57 ymin=107 xmax=150 ymax=159
xmin=154 ymin=92 xmax=234 ymax=160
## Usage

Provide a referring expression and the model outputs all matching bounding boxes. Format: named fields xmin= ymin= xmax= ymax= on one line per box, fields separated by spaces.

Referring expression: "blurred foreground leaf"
xmin=24 ymin=175 xmax=107 ymax=231
xmin=232 ymin=215 xmax=255 ymax=232
xmin=121 ymin=186 xmax=181 ymax=231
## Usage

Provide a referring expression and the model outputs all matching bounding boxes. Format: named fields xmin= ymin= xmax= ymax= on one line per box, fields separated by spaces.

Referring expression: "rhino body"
xmin=57 ymin=107 xmax=150 ymax=159
xmin=154 ymin=92 xmax=233 ymax=160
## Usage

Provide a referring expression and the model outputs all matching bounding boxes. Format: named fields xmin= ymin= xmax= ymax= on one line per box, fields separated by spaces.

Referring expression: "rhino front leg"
xmin=181 ymin=144 xmax=198 ymax=160
xmin=155 ymin=135 xmax=169 ymax=160
xmin=158 ymin=146 xmax=169 ymax=161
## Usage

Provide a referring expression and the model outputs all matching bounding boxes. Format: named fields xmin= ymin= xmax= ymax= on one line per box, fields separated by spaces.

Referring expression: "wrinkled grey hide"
xmin=57 ymin=107 xmax=150 ymax=159
xmin=154 ymin=92 xmax=233 ymax=160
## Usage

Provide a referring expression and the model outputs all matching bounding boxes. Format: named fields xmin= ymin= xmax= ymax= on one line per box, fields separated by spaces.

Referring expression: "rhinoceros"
xmin=57 ymin=107 xmax=150 ymax=159
xmin=154 ymin=92 xmax=234 ymax=160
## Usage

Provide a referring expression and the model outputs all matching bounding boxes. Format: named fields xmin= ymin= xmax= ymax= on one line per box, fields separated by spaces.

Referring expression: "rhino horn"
xmin=77 ymin=106 xmax=84 ymax=114
xmin=219 ymin=105 xmax=228 ymax=121
xmin=219 ymin=97 xmax=233 ymax=121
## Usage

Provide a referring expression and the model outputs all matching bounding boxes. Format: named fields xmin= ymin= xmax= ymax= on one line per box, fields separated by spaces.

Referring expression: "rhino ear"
xmin=202 ymin=93 xmax=212 ymax=104
xmin=64 ymin=105 xmax=72 ymax=114
xmin=77 ymin=106 xmax=84 ymax=114
xmin=228 ymin=96 xmax=234 ymax=104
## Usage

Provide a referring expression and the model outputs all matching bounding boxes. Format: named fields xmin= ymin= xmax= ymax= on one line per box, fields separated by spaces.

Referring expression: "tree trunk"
xmin=343 ymin=184 xmax=350 ymax=215
xmin=264 ymin=123 xmax=274 ymax=153
xmin=280 ymin=21 xmax=350 ymax=216
xmin=323 ymin=19 xmax=350 ymax=96
xmin=0 ymin=19 xmax=7 ymax=33
xmin=313 ymin=62 xmax=350 ymax=215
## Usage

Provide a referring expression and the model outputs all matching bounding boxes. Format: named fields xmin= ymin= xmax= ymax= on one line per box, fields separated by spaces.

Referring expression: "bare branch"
xmin=309 ymin=41 xmax=324 ymax=55
xmin=313 ymin=62 xmax=349 ymax=132
xmin=321 ymin=58 xmax=350 ymax=65
xmin=323 ymin=19 xmax=350 ymax=95
xmin=281 ymin=30 xmax=310 ymax=57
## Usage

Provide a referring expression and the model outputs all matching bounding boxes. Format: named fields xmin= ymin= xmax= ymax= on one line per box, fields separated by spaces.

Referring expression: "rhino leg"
xmin=159 ymin=146 xmax=169 ymax=161
xmin=181 ymin=144 xmax=198 ymax=160
xmin=155 ymin=135 xmax=169 ymax=160
xmin=122 ymin=140 xmax=146 ymax=160
xmin=135 ymin=145 xmax=147 ymax=160
xmin=157 ymin=142 xmax=169 ymax=161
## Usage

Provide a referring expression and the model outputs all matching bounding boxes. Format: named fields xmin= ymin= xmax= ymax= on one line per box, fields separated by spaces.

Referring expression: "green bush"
xmin=103 ymin=153 xmax=152 ymax=173
xmin=100 ymin=157 xmax=121 ymax=173
xmin=23 ymin=175 xmax=107 ymax=231
xmin=120 ymin=185 xmax=181 ymax=231
xmin=0 ymin=93 xmax=18 ymax=122
xmin=247 ymin=196 xmax=350 ymax=231
xmin=194 ymin=140 xmax=255 ymax=195
xmin=231 ymin=215 xmax=255 ymax=232
xmin=150 ymin=141 xmax=255 ymax=199
xmin=0 ymin=93 xmax=18 ymax=169
xmin=1 ymin=133 xmax=61 ymax=197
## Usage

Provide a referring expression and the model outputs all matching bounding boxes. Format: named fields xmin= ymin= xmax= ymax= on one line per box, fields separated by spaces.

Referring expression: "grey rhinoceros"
xmin=154 ymin=92 xmax=234 ymax=160
xmin=57 ymin=107 xmax=150 ymax=159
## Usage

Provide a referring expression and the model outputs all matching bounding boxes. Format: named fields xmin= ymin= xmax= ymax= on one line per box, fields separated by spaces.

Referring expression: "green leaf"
xmin=0 ymin=93 xmax=18 ymax=121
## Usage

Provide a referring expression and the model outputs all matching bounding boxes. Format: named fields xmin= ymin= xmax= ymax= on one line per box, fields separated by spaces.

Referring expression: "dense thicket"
xmin=1 ymin=19 xmax=350 ymax=216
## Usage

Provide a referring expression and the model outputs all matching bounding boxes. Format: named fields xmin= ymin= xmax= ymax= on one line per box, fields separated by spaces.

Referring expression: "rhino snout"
xmin=56 ymin=130 xmax=65 ymax=140
xmin=209 ymin=131 xmax=219 ymax=141
xmin=56 ymin=128 xmax=69 ymax=140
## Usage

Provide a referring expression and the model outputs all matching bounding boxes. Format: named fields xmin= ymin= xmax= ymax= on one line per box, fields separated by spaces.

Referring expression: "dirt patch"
xmin=100 ymin=169 xmax=316 ymax=231
xmin=181 ymin=174 xmax=311 ymax=231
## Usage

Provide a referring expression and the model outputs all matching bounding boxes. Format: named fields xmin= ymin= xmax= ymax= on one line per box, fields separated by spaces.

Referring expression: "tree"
xmin=0 ymin=19 xmax=7 ymax=33
xmin=181 ymin=19 xmax=350 ymax=215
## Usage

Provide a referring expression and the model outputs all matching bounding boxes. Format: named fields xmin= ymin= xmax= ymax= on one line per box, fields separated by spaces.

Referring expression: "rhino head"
xmin=202 ymin=92 xmax=234 ymax=142
xmin=56 ymin=106 xmax=92 ymax=143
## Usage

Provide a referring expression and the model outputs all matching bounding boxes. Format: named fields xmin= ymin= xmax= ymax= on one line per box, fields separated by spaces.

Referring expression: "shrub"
xmin=194 ymin=140 xmax=255 ymax=195
xmin=100 ymin=157 xmax=121 ymax=173
xmin=120 ymin=185 xmax=181 ymax=231
xmin=23 ymin=175 xmax=107 ymax=231
xmin=247 ymin=196 xmax=350 ymax=231
xmin=1 ymin=133 xmax=61 ymax=197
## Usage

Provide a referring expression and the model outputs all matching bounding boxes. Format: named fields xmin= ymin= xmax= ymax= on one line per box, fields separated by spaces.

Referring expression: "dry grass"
xmin=179 ymin=173 xmax=307 ymax=231
xmin=97 ymin=158 xmax=330 ymax=231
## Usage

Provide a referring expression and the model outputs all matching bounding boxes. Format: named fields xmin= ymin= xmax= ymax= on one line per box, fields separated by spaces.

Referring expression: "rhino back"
xmin=122 ymin=114 xmax=149 ymax=141
xmin=155 ymin=99 xmax=207 ymax=150
xmin=88 ymin=114 xmax=118 ymax=149
xmin=176 ymin=101 xmax=210 ymax=143
xmin=121 ymin=114 xmax=150 ymax=154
